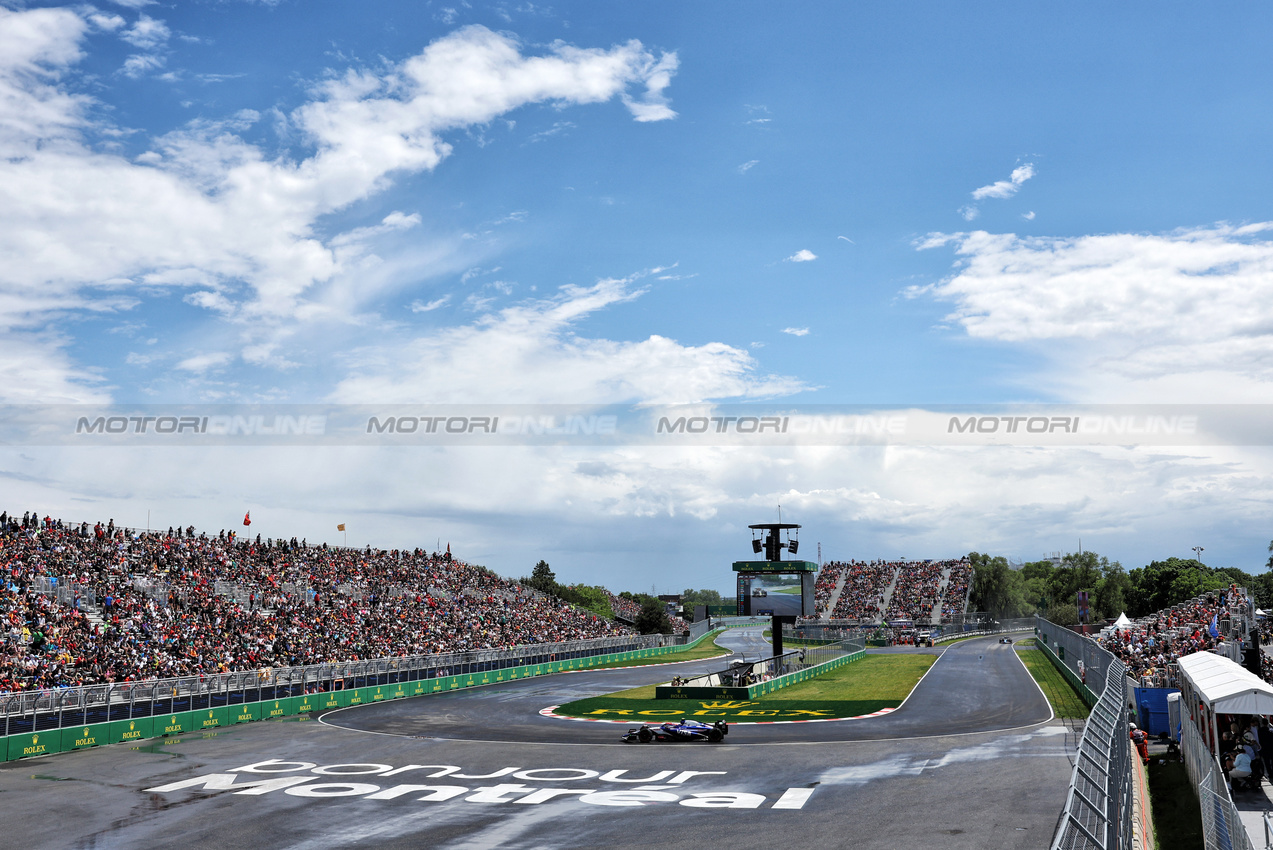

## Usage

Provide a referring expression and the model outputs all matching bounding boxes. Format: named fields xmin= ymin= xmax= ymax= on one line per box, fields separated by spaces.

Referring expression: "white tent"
xmin=1176 ymin=651 xmax=1273 ymax=755
xmin=1112 ymin=612 xmax=1132 ymax=630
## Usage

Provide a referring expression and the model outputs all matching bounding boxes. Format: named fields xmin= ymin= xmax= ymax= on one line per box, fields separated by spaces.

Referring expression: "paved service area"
xmin=0 ymin=632 xmax=1078 ymax=849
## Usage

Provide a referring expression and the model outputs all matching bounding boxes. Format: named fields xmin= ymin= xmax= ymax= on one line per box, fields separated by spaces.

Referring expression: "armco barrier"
xmin=0 ymin=628 xmax=724 ymax=762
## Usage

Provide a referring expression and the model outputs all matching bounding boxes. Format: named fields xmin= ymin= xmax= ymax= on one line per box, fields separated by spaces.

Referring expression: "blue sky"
xmin=4 ymin=1 xmax=1273 ymax=593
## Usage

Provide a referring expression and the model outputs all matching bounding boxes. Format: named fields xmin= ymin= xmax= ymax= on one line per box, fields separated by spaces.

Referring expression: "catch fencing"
xmin=1181 ymin=703 xmax=1254 ymax=850
xmin=1039 ymin=618 xmax=1134 ymax=850
xmin=0 ymin=628 xmax=714 ymax=761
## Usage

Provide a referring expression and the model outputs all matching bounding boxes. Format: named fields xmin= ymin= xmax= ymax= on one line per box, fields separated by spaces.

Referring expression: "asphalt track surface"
xmin=0 ymin=630 xmax=1081 ymax=849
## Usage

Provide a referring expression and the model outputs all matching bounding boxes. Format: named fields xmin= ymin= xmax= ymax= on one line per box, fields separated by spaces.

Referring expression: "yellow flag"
xmin=336 ymin=523 xmax=346 ymax=531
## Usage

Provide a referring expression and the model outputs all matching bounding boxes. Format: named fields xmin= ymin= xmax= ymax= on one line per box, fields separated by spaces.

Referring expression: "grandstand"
xmin=812 ymin=558 xmax=972 ymax=625
xmin=1 ymin=510 xmax=639 ymax=692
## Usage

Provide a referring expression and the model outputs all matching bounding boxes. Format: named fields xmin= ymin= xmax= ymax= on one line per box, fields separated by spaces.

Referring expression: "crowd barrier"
xmin=0 ymin=629 xmax=721 ymax=762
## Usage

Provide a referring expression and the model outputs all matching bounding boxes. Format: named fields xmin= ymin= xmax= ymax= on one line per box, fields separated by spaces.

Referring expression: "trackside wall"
xmin=0 ymin=629 xmax=724 ymax=762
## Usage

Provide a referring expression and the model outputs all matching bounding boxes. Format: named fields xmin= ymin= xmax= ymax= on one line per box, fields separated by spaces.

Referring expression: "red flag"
xmin=446 ymin=542 xmax=450 ymax=554
xmin=243 ymin=511 xmax=251 ymax=527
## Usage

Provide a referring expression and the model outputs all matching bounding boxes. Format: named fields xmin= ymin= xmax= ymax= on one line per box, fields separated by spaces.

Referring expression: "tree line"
xmin=519 ymin=560 xmax=678 ymax=634
xmin=970 ymin=544 xmax=1273 ymax=624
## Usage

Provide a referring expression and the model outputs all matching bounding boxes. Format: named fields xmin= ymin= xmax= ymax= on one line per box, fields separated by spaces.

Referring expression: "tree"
xmin=528 ymin=560 xmax=556 ymax=592
xmin=679 ymin=588 xmax=723 ymax=608
xmin=969 ymin=552 xmax=1031 ymax=618
xmin=635 ymin=597 xmax=672 ymax=635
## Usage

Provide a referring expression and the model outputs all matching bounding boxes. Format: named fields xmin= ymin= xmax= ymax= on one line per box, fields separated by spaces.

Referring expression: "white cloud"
xmin=120 ymin=53 xmax=165 ymax=78
xmin=971 ymin=163 xmax=1035 ymax=201
xmin=410 ymin=295 xmax=452 ymax=312
xmin=332 ymin=276 xmax=808 ymax=403
xmin=914 ymin=222 xmax=1273 ymax=400
xmin=0 ymin=13 xmax=681 ymax=401
xmin=88 ymin=13 xmax=126 ymax=31
xmin=786 ymin=249 xmax=817 ymax=262
xmin=175 ymin=351 xmax=232 ymax=372
xmin=738 ymin=160 xmax=758 ymax=173
xmin=959 ymin=205 xmax=980 ymax=221
xmin=782 ymin=327 xmax=810 ymax=337
xmin=1022 ymin=211 xmax=1036 ymax=221
xmin=121 ymin=14 xmax=169 ymax=49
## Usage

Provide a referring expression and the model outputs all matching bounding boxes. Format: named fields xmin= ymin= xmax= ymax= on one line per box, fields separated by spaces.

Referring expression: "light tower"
xmin=734 ymin=522 xmax=818 ymax=658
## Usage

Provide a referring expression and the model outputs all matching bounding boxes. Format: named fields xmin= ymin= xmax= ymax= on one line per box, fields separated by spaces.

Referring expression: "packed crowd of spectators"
xmin=813 ymin=558 xmax=972 ymax=624
xmin=607 ymin=593 xmax=641 ymax=621
xmin=1096 ymin=585 xmax=1255 ymax=688
xmin=829 ymin=561 xmax=896 ymax=622
xmin=942 ymin=560 xmax=972 ymax=620
xmin=885 ymin=559 xmax=960 ymax=623
xmin=2 ymin=510 xmax=634 ymax=692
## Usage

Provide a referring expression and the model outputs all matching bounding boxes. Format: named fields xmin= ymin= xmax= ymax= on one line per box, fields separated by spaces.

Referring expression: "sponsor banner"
xmin=198 ymin=707 xmax=229 ymax=730
xmin=8 ymin=731 xmax=58 ymax=760
xmin=314 ymin=692 xmax=343 ymax=711
xmin=263 ymin=699 xmax=292 ymax=719
xmin=110 ymin=717 xmax=153 ymax=745
xmin=62 ymin=722 xmax=110 ymax=752
xmin=10 ymin=402 xmax=1272 ymax=447
xmin=232 ymin=703 xmax=261 ymax=725
xmin=159 ymin=712 xmax=193 ymax=736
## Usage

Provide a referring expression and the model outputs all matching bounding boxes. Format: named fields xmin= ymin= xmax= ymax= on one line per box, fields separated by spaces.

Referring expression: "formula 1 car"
xmin=622 ymin=719 xmax=729 ymax=744
xmin=998 ymin=636 xmax=1013 ymax=644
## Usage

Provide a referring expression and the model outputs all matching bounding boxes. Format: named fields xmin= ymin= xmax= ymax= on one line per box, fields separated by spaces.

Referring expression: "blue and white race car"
xmin=622 ymin=718 xmax=729 ymax=744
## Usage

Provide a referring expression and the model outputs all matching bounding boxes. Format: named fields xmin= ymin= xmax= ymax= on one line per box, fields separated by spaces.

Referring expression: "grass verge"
xmin=1147 ymin=759 xmax=1204 ymax=850
xmin=1015 ymin=644 xmax=1090 ymax=719
xmin=553 ymin=653 xmax=935 ymax=723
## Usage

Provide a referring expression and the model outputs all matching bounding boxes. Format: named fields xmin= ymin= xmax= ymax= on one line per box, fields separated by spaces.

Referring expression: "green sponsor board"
xmin=231 ymin=702 xmax=260 ymax=724
xmin=263 ymin=698 xmax=291 ymax=719
xmin=296 ymin=695 xmax=320 ymax=714
xmin=346 ymin=688 xmax=366 ymax=707
xmin=197 ymin=707 xmax=229 ymax=729
xmin=313 ymin=691 xmax=343 ymax=711
xmin=110 ymin=717 xmax=153 ymax=744
xmin=158 ymin=711 xmax=193 ymax=736
xmin=62 ymin=722 xmax=111 ymax=752
xmin=8 ymin=730 xmax=58 ymax=760
xmin=368 ymin=686 xmax=387 ymax=702
xmin=388 ymin=684 xmax=407 ymax=700
xmin=410 ymin=680 xmax=427 ymax=696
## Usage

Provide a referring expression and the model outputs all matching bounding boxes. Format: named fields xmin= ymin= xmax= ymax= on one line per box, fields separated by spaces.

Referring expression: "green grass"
xmin=585 ymin=633 xmax=731 ymax=669
xmin=553 ymin=653 xmax=936 ymax=723
xmin=1147 ymin=759 xmax=1204 ymax=850
xmin=1015 ymin=646 xmax=1090 ymax=719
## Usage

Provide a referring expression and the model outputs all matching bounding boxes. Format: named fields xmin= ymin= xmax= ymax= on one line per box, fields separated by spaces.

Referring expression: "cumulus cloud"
xmin=913 ymin=222 xmax=1273 ymax=399
xmin=331 ymin=276 xmax=808 ymax=403
xmin=782 ymin=327 xmax=810 ymax=337
xmin=0 ymin=12 xmax=681 ymax=401
xmin=786 ymin=249 xmax=817 ymax=263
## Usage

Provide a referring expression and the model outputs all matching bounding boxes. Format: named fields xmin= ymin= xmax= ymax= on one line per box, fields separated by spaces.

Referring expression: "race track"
xmin=0 ymin=631 xmax=1078 ymax=849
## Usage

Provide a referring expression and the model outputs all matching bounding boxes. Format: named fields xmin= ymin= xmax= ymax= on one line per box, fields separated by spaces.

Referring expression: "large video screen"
xmin=737 ymin=572 xmax=814 ymax=617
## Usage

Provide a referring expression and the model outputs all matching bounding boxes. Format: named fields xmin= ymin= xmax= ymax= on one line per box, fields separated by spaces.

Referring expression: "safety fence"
xmin=1049 ymin=650 xmax=1134 ymax=850
xmin=1036 ymin=617 xmax=1133 ymax=850
xmin=1035 ymin=617 xmax=1114 ymax=707
xmin=0 ymin=628 xmax=721 ymax=762
xmin=1181 ymin=705 xmax=1254 ymax=850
